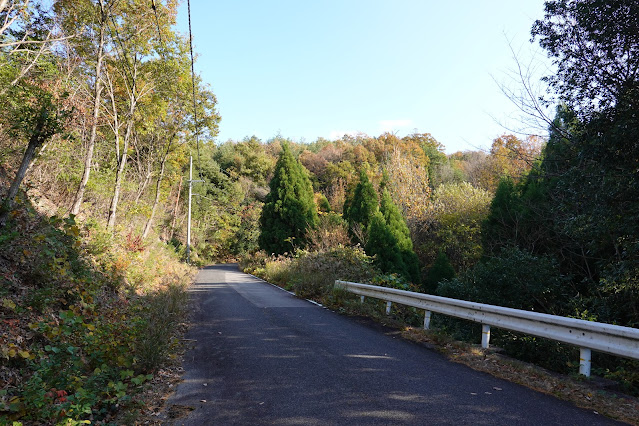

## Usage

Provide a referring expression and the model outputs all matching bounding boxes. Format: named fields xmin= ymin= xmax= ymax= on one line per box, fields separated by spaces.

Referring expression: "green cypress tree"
xmin=259 ymin=143 xmax=318 ymax=255
xmin=378 ymin=189 xmax=421 ymax=283
xmin=365 ymin=211 xmax=405 ymax=275
xmin=343 ymin=169 xmax=378 ymax=244
xmin=363 ymin=190 xmax=421 ymax=283
xmin=380 ymin=189 xmax=412 ymax=251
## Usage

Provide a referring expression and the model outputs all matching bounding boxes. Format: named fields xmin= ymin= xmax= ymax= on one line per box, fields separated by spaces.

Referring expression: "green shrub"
xmin=424 ymin=250 xmax=455 ymax=294
xmin=289 ymin=246 xmax=377 ymax=300
xmin=437 ymin=246 xmax=569 ymax=314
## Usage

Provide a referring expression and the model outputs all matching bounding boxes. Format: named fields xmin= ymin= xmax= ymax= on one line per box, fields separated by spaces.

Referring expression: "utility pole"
xmin=186 ymin=155 xmax=203 ymax=264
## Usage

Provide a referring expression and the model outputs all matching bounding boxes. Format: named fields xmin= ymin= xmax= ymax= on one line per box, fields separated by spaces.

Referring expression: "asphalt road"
xmin=165 ymin=264 xmax=621 ymax=425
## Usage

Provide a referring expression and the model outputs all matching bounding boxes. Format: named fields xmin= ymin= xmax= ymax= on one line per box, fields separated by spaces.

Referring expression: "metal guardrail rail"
xmin=335 ymin=280 xmax=639 ymax=376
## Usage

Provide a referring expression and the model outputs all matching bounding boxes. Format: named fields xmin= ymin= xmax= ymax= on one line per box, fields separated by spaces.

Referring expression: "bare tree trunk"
xmin=134 ymin=159 xmax=153 ymax=204
xmin=133 ymin=136 xmax=153 ymax=204
xmin=0 ymin=120 xmax=47 ymax=227
xmin=142 ymin=153 xmax=167 ymax=239
xmin=70 ymin=3 xmax=106 ymax=216
xmin=169 ymin=175 xmax=183 ymax=241
xmin=142 ymin=134 xmax=175 ymax=239
xmin=106 ymin=102 xmax=134 ymax=230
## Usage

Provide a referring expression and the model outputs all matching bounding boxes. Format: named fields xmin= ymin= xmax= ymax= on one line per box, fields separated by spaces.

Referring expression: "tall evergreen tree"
xmin=343 ymin=169 xmax=378 ymax=244
xmin=259 ymin=143 xmax=318 ymax=255
xmin=364 ymin=190 xmax=421 ymax=284
xmin=379 ymin=189 xmax=421 ymax=283
xmin=365 ymin=211 xmax=404 ymax=275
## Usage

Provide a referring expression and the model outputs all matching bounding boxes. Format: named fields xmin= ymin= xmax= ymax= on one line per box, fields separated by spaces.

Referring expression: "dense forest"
xmin=1 ymin=0 xmax=638 ymax=423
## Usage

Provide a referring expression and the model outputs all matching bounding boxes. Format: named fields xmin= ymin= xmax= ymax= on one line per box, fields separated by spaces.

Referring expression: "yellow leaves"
xmin=2 ymin=298 xmax=16 ymax=310
xmin=68 ymin=225 xmax=80 ymax=237
xmin=1 ymin=344 xmax=34 ymax=360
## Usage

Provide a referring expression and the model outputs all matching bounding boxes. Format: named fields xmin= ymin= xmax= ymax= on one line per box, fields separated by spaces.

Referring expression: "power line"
xmin=106 ymin=11 xmax=137 ymax=98
xmin=187 ymin=0 xmax=202 ymax=181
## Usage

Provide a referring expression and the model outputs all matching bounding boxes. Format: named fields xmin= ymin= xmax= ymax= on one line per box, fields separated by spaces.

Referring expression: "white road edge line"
xmin=246 ymin=272 xmax=326 ymax=308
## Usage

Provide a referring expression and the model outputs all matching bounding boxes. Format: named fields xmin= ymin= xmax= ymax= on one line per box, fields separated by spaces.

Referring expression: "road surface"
xmin=165 ymin=264 xmax=620 ymax=425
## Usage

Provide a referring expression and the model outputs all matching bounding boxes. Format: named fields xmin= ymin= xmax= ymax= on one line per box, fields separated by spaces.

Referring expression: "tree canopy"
xmin=259 ymin=143 xmax=318 ymax=255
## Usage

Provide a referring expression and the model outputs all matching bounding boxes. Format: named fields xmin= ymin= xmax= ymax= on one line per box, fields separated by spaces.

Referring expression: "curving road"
xmin=165 ymin=264 xmax=621 ymax=425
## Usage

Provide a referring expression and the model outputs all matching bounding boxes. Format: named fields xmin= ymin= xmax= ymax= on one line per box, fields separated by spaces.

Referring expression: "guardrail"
xmin=334 ymin=280 xmax=639 ymax=376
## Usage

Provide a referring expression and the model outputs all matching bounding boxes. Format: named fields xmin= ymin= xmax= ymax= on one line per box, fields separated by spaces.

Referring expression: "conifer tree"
xmin=343 ymin=169 xmax=378 ymax=244
xmin=365 ymin=211 xmax=404 ymax=274
xmin=380 ymin=189 xmax=412 ymax=251
xmin=379 ymin=189 xmax=421 ymax=283
xmin=259 ymin=143 xmax=318 ymax=255
xmin=365 ymin=190 xmax=421 ymax=283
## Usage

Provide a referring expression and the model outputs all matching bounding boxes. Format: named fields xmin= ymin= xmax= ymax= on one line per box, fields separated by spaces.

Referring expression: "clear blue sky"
xmin=176 ymin=1 xmax=552 ymax=153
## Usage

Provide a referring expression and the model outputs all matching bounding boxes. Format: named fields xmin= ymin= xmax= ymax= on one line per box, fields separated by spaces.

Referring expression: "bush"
xmin=436 ymin=246 xmax=569 ymax=314
xmin=424 ymin=250 xmax=455 ymax=293
xmin=306 ymin=212 xmax=350 ymax=251
xmin=288 ymin=246 xmax=378 ymax=300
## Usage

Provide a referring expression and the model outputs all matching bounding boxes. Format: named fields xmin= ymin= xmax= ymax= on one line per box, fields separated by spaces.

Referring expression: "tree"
xmin=419 ymin=182 xmax=492 ymax=272
xmin=343 ymin=169 xmax=378 ymax=244
xmin=0 ymin=3 xmax=69 ymax=226
xmin=489 ymin=134 xmax=544 ymax=188
xmin=384 ymin=147 xmax=431 ymax=232
xmin=532 ymin=0 xmax=639 ymax=116
xmin=58 ymin=0 xmax=111 ymax=216
xmin=365 ymin=211 xmax=403 ymax=275
xmin=476 ymin=0 xmax=639 ymax=327
xmin=378 ymin=189 xmax=421 ymax=283
xmin=0 ymin=90 xmax=68 ymax=226
xmin=259 ymin=143 xmax=317 ymax=255
xmin=404 ymin=132 xmax=446 ymax=186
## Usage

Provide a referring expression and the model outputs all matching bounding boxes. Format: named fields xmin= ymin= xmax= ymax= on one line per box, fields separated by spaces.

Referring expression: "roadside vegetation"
xmin=0 ymin=195 xmax=193 ymax=424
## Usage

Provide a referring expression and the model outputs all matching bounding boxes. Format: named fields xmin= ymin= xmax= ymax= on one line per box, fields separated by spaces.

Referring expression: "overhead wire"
xmin=105 ymin=10 xmax=137 ymax=99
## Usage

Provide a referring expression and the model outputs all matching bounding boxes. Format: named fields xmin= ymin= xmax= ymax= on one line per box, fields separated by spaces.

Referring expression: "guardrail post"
xmin=424 ymin=310 xmax=432 ymax=330
xmin=386 ymin=301 xmax=392 ymax=315
xmin=481 ymin=324 xmax=491 ymax=348
xmin=360 ymin=295 xmax=365 ymax=304
xmin=579 ymin=348 xmax=591 ymax=377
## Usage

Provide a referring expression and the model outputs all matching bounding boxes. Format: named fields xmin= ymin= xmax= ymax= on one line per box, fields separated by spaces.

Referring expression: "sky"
xmin=176 ymin=1 xmax=554 ymax=153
